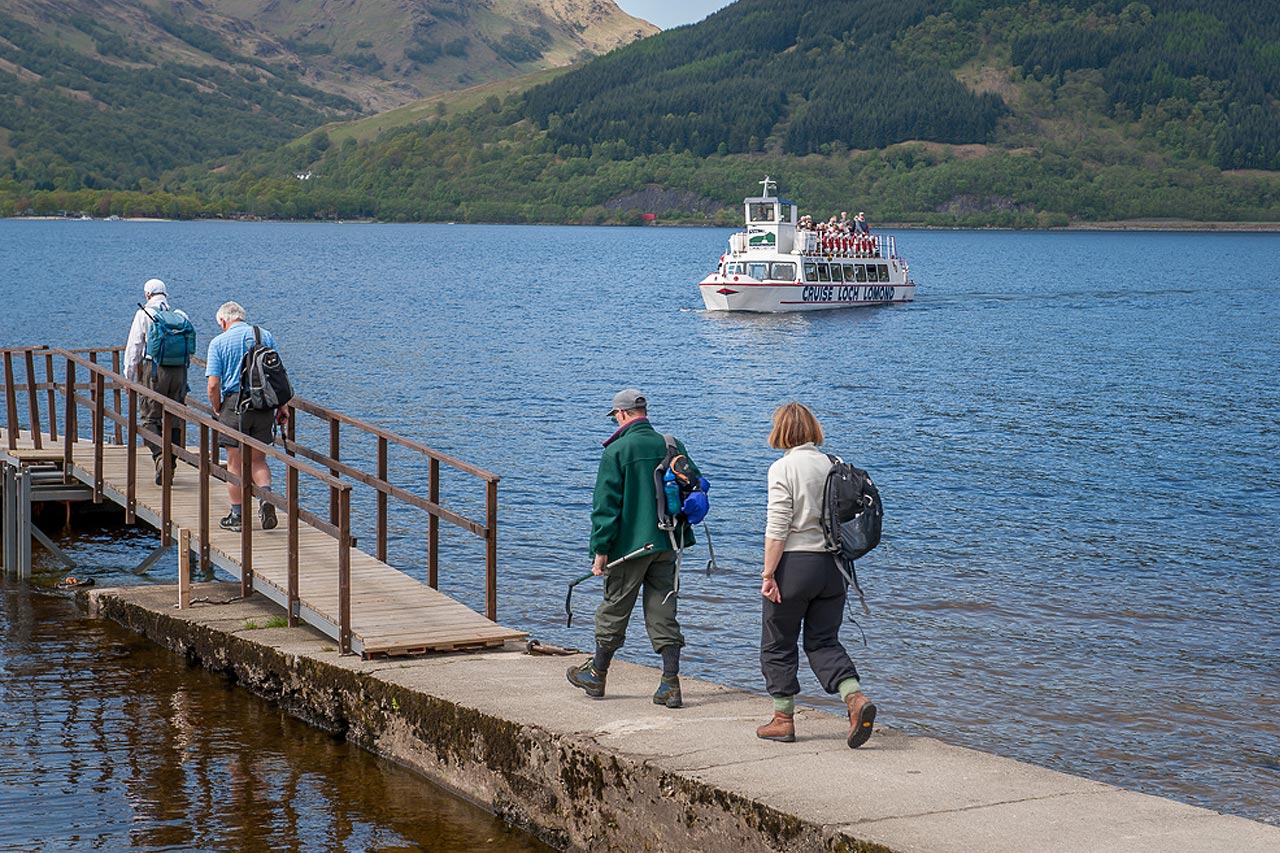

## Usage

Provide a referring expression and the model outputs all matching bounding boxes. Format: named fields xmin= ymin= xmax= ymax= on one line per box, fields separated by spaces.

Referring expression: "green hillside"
xmin=0 ymin=0 xmax=653 ymax=207
xmin=0 ymin=7 xmax=360 ymax=195
xmin=6 ymin=0 xmax=1280 ymax=225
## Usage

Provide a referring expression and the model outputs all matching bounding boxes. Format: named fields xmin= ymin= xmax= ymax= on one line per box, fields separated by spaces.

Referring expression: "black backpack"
xmin=821 ymin=454 xmax=883 ymax=607
xmin=237 ymin=326 xmax=293 ymax=412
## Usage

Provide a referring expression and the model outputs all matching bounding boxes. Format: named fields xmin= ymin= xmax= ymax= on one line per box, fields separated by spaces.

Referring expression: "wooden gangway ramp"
xmin=2 ymin=345 xmax=525 ymax=657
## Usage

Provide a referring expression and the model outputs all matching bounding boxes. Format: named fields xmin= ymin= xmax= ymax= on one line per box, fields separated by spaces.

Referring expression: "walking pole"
xmin=565 ymin=543 xmax=654 ymax=628
xmin=702 ymin=522 xmax=720 ymax=575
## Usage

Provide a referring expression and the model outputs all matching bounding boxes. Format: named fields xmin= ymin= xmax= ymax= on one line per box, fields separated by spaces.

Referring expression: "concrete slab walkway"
xmin=85 ymin=584 xmax=1279 ymax=853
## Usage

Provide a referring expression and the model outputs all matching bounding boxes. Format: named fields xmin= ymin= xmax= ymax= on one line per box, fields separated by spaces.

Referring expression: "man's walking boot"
xmin=846 ymin=692 xmax=876 ymax=749
xmin=653 ymin=675 xmax=682 ymax=708
xmin=756 ymin=711 xmax=795 ymax=742
xmin=566 ymin=660 xmax=606 ymax=699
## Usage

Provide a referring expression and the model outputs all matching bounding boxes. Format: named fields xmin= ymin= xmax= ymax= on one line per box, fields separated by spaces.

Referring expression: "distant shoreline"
xmin=9 ymin=215 xmax=1280 ymax=232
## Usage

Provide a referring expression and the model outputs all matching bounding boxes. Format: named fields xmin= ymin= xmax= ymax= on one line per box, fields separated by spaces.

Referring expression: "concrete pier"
xmin=84 ymin=584 xmax=1279 ymax=853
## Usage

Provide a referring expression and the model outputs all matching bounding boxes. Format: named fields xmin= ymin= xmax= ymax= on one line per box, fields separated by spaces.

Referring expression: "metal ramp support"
xmin=1 ymin=462 xmax=32 ymax=579
xmin=1 ymin=462 xmax=15 ymax=577
xmin=2 ymin=460 xmax=88 ymax=579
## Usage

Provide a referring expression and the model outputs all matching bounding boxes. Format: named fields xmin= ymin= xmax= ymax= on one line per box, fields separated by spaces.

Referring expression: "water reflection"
xmin=0 ymin=587 xmax=552 ymax=853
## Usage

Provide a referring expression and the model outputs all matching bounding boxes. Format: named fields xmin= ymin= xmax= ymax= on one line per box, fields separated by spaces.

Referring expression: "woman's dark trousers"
xmin=760 ymin=551 xmax=859 ymax=697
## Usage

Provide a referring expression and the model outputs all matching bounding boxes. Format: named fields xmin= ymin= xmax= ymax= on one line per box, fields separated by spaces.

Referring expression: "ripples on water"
xmin=1 ymin=221 xmax=1278 ymax=833
xmin=0 ymin=589 xmax=552 ymax=852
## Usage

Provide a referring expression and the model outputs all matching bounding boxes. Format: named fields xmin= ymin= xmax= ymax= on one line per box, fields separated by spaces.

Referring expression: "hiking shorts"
xmin=217 ymin=391 xmax=276 ymax=448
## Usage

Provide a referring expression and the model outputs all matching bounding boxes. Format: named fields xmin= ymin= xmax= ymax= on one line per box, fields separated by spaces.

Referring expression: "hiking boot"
xmin=653 ymin=675 xmax=682 ymax=708
xmin=219 ymin=511 xmax=242 ymax=532
xmin=756 ymin=711 xmax=795 ymax=742
xmin=566 ymin=660 xmax=606 ymax=699
xmin=153 ymin=456 xmax=164 ymax=486
xmin=845 ymin=692 xmax=877 ymax=749
xmin=259 ymin=501 xmax=278 ymax=531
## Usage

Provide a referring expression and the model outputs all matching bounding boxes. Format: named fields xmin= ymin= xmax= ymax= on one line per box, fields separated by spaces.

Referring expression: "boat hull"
xmin=699 ymin=277 xmax=915 ymax=312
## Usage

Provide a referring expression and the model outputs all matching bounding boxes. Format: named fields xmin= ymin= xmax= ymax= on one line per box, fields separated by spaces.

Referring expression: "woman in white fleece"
xmin=755 ymin=402 xmax=876 ymax=748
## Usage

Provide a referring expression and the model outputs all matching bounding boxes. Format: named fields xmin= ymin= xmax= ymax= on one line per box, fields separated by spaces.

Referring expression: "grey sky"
xmin=616 ymin=1 xmax=733 ymax=30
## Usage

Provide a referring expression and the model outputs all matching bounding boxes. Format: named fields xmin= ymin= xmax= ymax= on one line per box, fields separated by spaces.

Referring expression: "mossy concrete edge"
xmin=86 ymin=584 xmax=894 ymax=853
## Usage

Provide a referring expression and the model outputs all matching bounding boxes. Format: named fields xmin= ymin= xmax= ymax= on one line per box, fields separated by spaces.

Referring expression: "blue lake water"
xmin=1 ymin=219 xmax=1278 ymax=838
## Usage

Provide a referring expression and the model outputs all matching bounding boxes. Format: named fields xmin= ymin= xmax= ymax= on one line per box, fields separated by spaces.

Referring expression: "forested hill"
xmin=523 ymin=0 xmax=1277 ymax=169
xmin=6 ymin=0 xmax=1280 ymax=225
xmin=0 ymin=0 xmax=654 ymax=195
xmin=525 ymin=0 xmax=1010 ymax=157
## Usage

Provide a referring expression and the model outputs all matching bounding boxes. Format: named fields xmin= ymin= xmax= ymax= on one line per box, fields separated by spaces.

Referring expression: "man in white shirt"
xmin=123 ymin=278 xmax=190 ymax=484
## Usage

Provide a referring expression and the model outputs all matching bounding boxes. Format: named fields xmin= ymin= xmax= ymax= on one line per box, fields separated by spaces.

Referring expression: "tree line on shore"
xmin=1 ymin=0 xmax=1278 ymax=225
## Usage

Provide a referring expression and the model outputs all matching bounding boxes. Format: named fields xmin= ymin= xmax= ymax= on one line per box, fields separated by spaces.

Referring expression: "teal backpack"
xmin=139 ymin=303 xmax=196 ymax=368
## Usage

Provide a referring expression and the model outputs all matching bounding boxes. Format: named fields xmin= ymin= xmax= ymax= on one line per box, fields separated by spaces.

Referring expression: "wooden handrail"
xmin=3 ymin=343 xmax=506 ymax=631
xmin=42 ymin=348 xmax=359 ymax=650
xmin=290 ymin=396 xmax=499 ymax=482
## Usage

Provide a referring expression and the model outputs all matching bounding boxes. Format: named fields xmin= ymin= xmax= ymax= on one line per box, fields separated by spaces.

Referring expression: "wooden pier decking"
xmin=2 ymin=431 xmax=525 ymax=655
xmin=1 ymin=345 xmax=526 ymax=657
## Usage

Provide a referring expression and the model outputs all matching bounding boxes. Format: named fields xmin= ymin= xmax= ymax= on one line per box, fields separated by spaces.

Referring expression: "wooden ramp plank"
xmin=3 ymin=431 xmax=526 ymax=655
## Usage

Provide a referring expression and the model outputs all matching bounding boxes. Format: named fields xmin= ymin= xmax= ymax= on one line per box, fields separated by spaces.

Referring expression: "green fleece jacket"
xmin=590 ymin=419 xmax=698 ymax=561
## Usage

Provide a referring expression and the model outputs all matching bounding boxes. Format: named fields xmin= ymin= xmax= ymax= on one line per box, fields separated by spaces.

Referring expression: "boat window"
xmin=830 ymin=264 xmax=843 ymax=283
xmin=725 ymin=262 xmax=744 ymax=275
xmin=877 ymin=264 xmax=890 ymax=282
xmin=747 ymin=262 xmax=769 ymax=280
xmin=854 ymin=264 xmax=867 ymax=282
xmin=803 ymin=263 xmax=818 ymax=281
xmin=816 ymin=264 xmax=831 ymax=283
xmin=748 ymin=203 xmax=774 ymax=223
xmin=842 ymin=264 xmax=857 ymax=281
xmin=769 ymin=262 xmax=796 ymax=281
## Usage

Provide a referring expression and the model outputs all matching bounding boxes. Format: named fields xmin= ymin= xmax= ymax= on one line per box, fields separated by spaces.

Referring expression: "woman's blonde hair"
xmin=768 ymin=402 xmax=824 ymax=449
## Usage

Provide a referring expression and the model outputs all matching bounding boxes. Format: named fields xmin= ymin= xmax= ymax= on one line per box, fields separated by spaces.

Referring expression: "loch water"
xmin=1 ymin=220 xmax=1277 ymax=848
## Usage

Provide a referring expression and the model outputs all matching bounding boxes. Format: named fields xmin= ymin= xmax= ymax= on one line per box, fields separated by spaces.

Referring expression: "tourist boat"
xmin=699 ymin=178 xmax=916 ymax=312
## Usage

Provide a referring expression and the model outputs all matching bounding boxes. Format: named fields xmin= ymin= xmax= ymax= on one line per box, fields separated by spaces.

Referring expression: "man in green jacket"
xmin=567 ymin=388 xmax=698 ymax=708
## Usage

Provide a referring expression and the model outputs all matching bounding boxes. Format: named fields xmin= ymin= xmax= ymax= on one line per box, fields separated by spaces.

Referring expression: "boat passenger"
xmin=854 ymin=212 xmax=869 ymax=234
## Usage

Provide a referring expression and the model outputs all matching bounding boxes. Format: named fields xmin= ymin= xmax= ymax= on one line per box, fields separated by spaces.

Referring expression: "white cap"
xmin=144 ymin=278 xmax=166 ymax=296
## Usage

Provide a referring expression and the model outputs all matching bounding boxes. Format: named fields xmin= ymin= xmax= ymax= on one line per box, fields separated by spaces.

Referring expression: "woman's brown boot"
xmin=755 ymin=711 xmax=795 ymax=742
xmin=845 ymin=692 xmax=877 ymax=749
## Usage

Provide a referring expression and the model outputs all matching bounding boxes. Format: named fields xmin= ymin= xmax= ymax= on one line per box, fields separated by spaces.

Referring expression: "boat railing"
xmin=791 ymin=231 xmax=894 ymax=259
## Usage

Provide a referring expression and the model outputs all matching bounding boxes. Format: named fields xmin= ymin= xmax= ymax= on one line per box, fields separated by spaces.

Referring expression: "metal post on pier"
xmin=16 ymin=465 xmax=32 ymax=580
xmin=1 ymin=463 xmax=15 ymax=577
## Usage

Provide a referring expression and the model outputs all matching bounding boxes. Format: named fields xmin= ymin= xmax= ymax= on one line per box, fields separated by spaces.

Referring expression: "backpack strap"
xmin=656 ymin=434 xmax=685 ymax=605
xmin=654 ymin=434 xmax=679 ymax=531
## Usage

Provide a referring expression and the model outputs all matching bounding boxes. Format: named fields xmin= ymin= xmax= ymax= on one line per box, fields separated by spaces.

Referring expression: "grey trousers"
xmin=594 ymin=549 xmax=685 ymax=654
xmin=760 ymin=551 xmax=860 ymax=697
xmin=139 ymin=363 xmax=187 ymax=460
